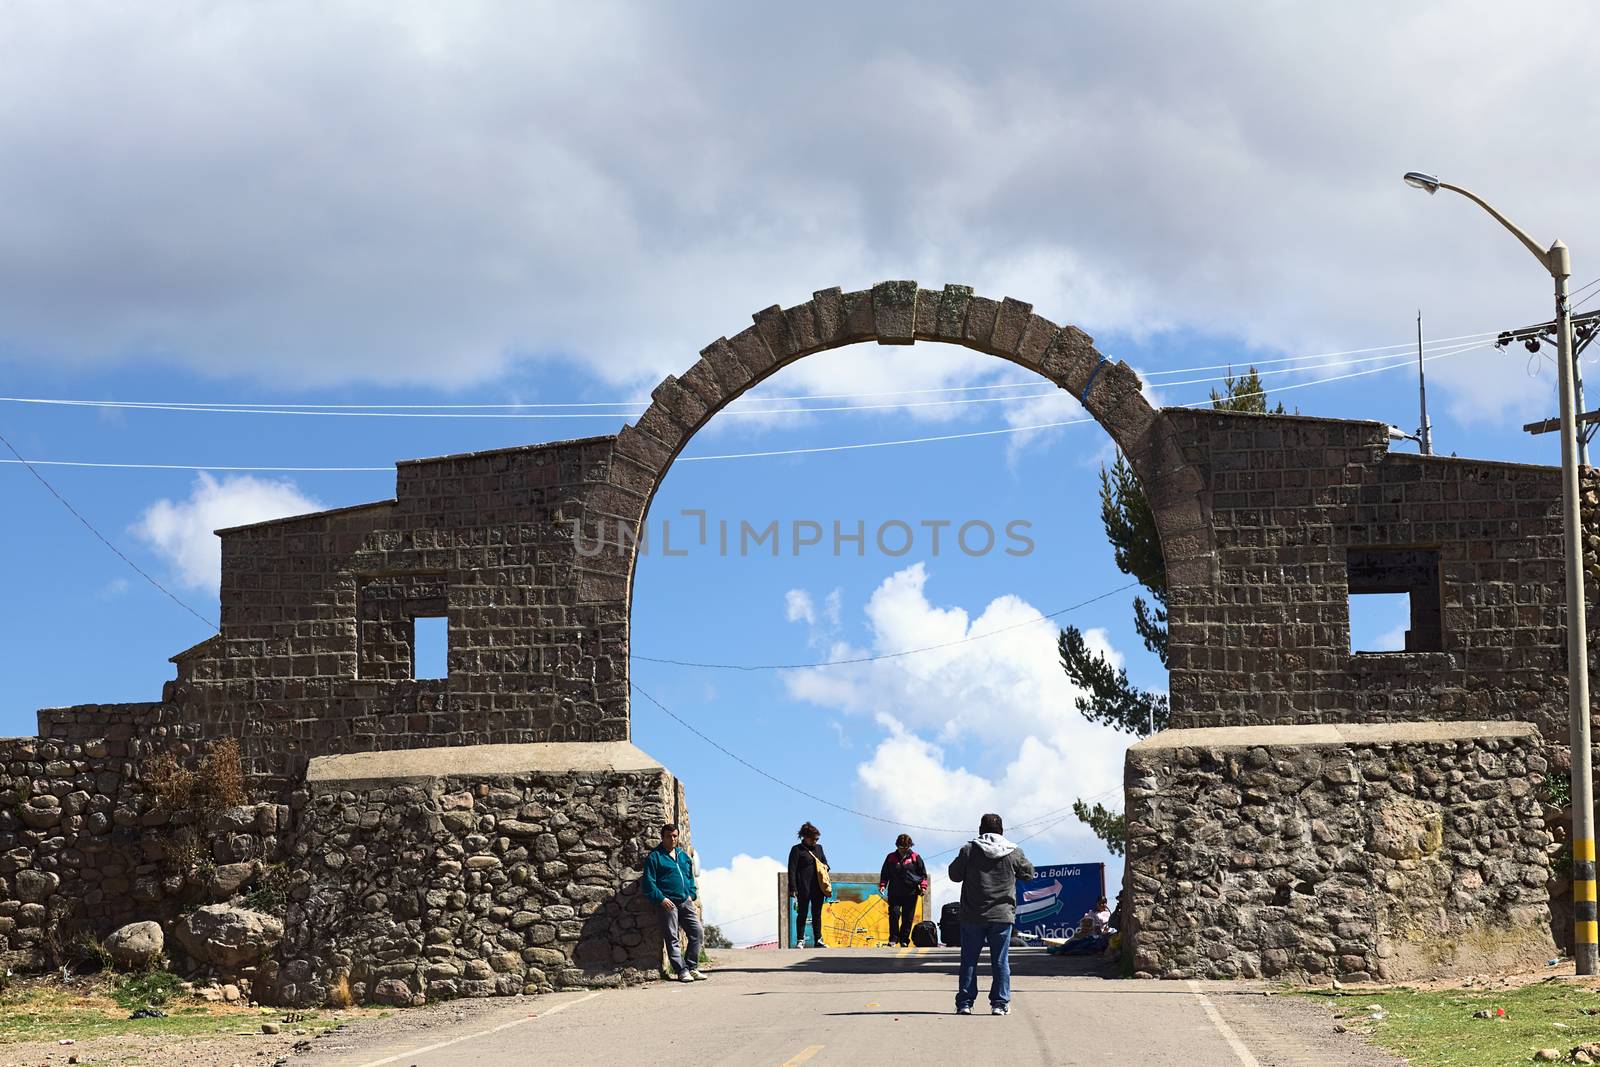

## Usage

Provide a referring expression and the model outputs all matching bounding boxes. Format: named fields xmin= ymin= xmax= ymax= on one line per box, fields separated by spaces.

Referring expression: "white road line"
xmin=352 ymin=990 xmax=603 ymax=1067
xmin=1186 ymin=980 xmax=1261 ymax=1067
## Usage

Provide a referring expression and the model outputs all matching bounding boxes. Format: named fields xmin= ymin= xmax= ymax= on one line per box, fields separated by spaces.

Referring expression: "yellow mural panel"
xmin=806 ymin=882 xmax=924 ymax=948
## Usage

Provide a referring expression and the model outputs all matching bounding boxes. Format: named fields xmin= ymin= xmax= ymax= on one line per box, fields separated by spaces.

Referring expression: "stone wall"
xmin=0 ymin=738 xmax=688 ymax=1007
xmin=1164 ymin=411 xmax=1578 ymax=739
xmin=0 ymin=731 xmax=291 ymax=968
xmin=31 ymin=284 xmax=1599 ymax=780
xmin=274 ymin=743 xmax=685 ymax=1007
xmin=1124 ymin=722 xmax=1556 ymax=982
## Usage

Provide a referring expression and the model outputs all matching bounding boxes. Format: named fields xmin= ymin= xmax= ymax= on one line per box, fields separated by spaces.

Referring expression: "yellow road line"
xmin=781 ymin=1045 xmax=825 ymax=1066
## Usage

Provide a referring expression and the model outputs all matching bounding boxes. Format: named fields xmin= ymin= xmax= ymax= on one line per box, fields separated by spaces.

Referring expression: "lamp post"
xmin=1403 ymin=171 xmax=1595 ymax=974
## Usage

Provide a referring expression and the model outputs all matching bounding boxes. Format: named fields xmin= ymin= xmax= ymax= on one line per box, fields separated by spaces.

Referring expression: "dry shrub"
xmin=327 ymin=971 xmax=355 ymax=1009
xmin=145 ymin=738 xmax=246 ymax=822
xmin=145 ymin=738 xmax=247 ymax=880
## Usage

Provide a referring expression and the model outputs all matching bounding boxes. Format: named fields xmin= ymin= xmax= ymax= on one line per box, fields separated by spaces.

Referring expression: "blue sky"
xmin=3 ymin=1 xmax=1598 ymax=944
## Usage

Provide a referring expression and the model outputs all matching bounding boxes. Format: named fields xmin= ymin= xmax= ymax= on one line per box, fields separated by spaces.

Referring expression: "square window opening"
xmin=1347 ymin=547 xmax=1442 ymax=654
xmin=413 ymin=615 xmax=449 ymax=679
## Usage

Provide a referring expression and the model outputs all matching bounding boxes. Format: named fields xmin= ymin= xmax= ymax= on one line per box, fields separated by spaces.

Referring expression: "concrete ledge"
xmin=1132 ymin=720 xmax=1538 ymax=753
xmin=306 ymin=741 xmax=666 ymax=786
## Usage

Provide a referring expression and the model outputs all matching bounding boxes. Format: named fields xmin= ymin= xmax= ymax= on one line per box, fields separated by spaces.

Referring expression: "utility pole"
xmin=1503 ymin=308 xmax=1600 ymax=469
xmin=1416 ymin=310 xmax=1433 ymax=455
xmin=1405 ymin=171 xmax=1596 ymax=973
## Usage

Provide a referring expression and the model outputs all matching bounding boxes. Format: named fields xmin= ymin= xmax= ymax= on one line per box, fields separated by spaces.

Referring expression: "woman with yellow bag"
xmin=787 ymin=821 xmax=830 ymax=948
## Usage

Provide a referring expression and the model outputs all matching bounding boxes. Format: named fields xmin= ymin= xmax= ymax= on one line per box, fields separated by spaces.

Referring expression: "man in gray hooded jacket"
xmin=948 ymin=812 xmax=1034 ymax=1015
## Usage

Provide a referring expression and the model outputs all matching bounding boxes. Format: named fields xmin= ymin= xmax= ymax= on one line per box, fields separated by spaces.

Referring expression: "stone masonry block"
xmin=605 ymin=452 xmax=657 ymax=499
xmin=699 ymin=338 xmax=754 ymax=394
xmin=839 ymin=290 xmax=875 ymax=342
xmin=962 ymin=296 xmax=1000 ymax=350
xmin=783 ymin=302 xmax=820 ymax=354
xmin=677 ymin=360 xmax=726 ymax=412
xmin=810 ymin=287 xmax=846 ymax=346
xmin=1013 ymin=314 xmax=1061 ymax=371
xmin=914 ymin=288 xmax=943 ymax=339
xmin=753 ymin=304 xmax=801 ymax=363
xmin=936 ymin=284 xmax=974 ymax=341
xmin=727 ymin=324 xmax=779 ymax=380
xmin=613 ymin=426 xmax=672 ymax=474
xmin=632 ymin=406 xmax=688 ymax=458
xmin=1038 ymin=326 xmax=1098 ymax=392
xmin=990 ymin=297 xmax=1034 ymax=357
xmin=872 ymin=280 xmax=918 ymax=344
xmin=649 ymin=376 xmax=708 ymax=431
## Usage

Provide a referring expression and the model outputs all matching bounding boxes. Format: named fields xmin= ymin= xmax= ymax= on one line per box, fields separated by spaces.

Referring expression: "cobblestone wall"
xmin=1123 ymin=723 xmax=1556 ymax=982
xmin=273 ymin=744 xmax=684 ymax=1007
xmin=0 ymin=732 xmax=290 ymax=967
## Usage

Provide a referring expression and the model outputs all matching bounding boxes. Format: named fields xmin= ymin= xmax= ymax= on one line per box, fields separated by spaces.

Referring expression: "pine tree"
xmin=1061 ymin=368 xmax=1280 ymax=852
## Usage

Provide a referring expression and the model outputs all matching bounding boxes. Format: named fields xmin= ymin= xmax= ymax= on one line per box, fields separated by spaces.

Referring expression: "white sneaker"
xmin=689 ymin=969 xmax=708 ymax=981
xmin=992 ymin=1004 xmax=1009 ymax=1016
xmin=956 ymin=1005 xmax=973 ymax=1015
xmin=678 ymin=970 xmax=696 ymax=983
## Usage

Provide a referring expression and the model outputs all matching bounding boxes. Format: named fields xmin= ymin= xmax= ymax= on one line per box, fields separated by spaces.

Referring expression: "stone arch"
xmin=582 ymin=281 xmax=1212 ymax=721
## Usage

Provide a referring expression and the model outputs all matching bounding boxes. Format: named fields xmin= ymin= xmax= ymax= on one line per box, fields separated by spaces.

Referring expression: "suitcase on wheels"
xmin=939 ymin=902 xmax=961 ymax=947
xmin=910 ymin=920 xmax=938 ymax=947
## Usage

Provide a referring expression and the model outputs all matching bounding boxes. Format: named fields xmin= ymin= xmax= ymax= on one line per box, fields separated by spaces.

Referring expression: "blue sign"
xmin=1013 ymin=863 xmax=1106 ymax=940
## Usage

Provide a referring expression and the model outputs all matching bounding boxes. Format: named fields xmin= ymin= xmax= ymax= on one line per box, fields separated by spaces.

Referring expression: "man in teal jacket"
xmin=642 ymin=824 xmax=706 ymax=982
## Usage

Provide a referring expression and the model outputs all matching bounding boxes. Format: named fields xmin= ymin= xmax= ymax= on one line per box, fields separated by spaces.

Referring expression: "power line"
xmin=0 ymin=424 xmax=218 ymax=632
xmin=0 ymin=339 xmax=1490 ymax=475
xmin=632 ymin=582 xmax=1137 ymax=670
xmin=1136 ymin=328 xmax=1497 ymax=377
xmin=632 ymin=679 xmax=967 ymax=833
xmin=0 ymin=328 xmax=1506 ymax=418
xmin=631 ymin=680 xmax=1121 ymax=836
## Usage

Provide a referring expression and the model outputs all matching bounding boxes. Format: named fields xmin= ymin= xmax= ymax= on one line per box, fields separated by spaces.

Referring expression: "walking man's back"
xmin=947 ymin=812 xmax=1034 ymax=1016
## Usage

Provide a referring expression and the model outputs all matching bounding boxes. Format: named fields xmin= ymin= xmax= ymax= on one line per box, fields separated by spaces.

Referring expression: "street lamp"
xmin=1403 ymin=171 xmax=1596 ymax=974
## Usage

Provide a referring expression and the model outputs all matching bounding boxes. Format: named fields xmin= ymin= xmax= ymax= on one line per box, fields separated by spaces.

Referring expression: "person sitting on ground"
xmin=642 ymin=823 xmax=706 ymax=983
xmin=878 ymin=833 xmax=929 ymax=947
xmin=787 ymin=821 xmax=830 ymax=949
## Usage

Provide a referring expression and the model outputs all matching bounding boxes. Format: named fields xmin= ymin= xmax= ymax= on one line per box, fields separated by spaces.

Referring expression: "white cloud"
xmin=0 ymin=1 xmax=1589 ymax=430
xmin=132 ymin=474 xmax=322 ymax=594
xmin=784 ymin=564 xmax=1140 ymax=885
xmin=696 ymin=853 xmax=785 ymax=947
xmin=784 ymin=589 xmax=815 ymax=626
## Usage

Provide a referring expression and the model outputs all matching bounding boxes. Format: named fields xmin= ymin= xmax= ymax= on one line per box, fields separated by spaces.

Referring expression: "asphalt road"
xmin=296 ymin=947 xmax=1404 ymax=1067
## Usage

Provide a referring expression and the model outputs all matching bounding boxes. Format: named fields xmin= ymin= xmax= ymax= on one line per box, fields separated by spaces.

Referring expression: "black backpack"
xmin=911 ymin=920 xmax=938 ymax=947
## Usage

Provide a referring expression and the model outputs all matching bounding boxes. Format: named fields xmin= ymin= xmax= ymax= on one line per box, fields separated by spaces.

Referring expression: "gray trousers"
xmin=657 ymin=898 xmax=704 ymax=974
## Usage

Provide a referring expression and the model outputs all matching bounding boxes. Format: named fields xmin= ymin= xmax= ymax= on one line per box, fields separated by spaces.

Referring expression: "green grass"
xmin=0 ymin=978 xmax=342 ymax=1045
xmin=111 ymin=970 xmax=186 ymax=1010
xmin=1301 ymin=981 xmax=1600 ymax=1066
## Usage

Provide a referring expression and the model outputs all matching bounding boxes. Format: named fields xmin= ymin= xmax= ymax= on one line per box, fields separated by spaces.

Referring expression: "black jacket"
xmin=787 ymin=842 xmax=829 ymax=896
xmin=878 ymin=849 xmax=927 ymax=898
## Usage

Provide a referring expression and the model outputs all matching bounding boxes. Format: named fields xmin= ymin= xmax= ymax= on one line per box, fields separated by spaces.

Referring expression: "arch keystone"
xmin=871 ymin=280 xmax=918 ymax=344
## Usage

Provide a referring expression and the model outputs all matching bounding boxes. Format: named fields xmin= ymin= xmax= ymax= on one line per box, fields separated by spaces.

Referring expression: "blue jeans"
xmin=657 ymin=898 xmax=704 ymax=975
xmin=957 ymin=921 xmax=1012 ymax=1009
